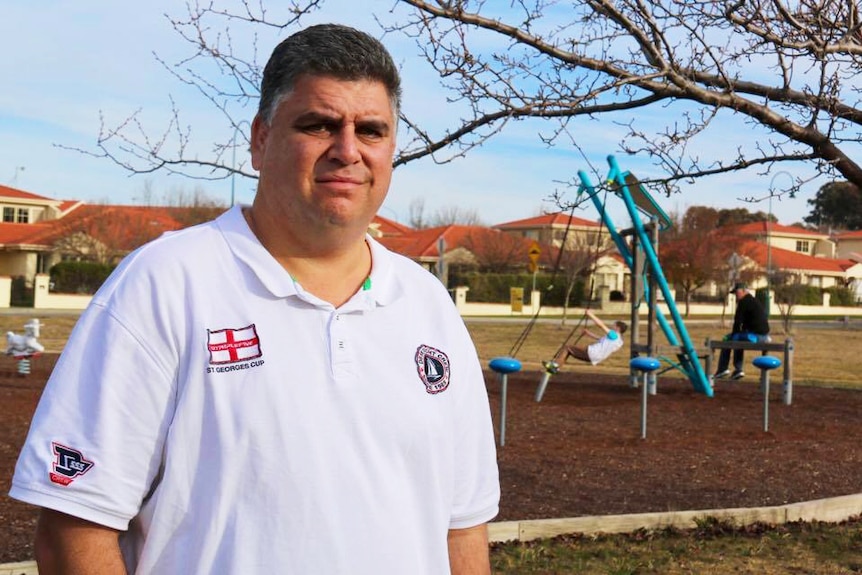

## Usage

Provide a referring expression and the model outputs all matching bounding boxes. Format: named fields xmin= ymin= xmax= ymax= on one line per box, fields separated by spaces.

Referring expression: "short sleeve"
xmin=9 ymin=304 xmax=177 ymax=530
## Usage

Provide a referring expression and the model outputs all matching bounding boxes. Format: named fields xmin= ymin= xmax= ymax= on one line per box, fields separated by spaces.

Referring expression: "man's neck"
xmin=243 ymin=207 xmax=373 ymax=307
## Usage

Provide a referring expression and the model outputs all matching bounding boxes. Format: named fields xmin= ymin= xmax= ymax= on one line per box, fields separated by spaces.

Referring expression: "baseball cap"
xmin=729 ymin=282 xmax=747 ymax=293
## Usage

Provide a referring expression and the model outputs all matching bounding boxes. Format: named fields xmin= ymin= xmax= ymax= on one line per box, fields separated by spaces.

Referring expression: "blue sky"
xmin=0 ymin=1 xmax=840 ymax=228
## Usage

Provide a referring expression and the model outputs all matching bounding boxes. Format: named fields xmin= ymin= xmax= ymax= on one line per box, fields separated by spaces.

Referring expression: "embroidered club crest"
xmin=207 ymin=324 xmax=263 ymax=365
xmin=50 ymin=442 xmax=94 ymax=486
xmin=415 ymin=344 xmax=451 ymax=394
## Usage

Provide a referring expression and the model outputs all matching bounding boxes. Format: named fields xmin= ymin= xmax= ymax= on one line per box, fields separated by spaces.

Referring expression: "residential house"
xmin=834 ymin=229 xmax=862 ymax=260
xmin=833 ymin=229 xmax=862 ymax=301
xmin=719 ymin=222 xmax=862 ymax=302
xmin=375 ymin=223 xmax=534 ymax=284
xmin=0 ymin=184 xmax=220 ymax=296
xmin=494 ymin=212 xmax=629 ymax=298
xmin=493 ymin=212 xmax=605 ymax=250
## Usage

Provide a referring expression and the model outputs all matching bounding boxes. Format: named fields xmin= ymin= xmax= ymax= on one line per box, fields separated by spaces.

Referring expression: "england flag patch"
xmin=207 ymin=324 xmax=263 ymax=364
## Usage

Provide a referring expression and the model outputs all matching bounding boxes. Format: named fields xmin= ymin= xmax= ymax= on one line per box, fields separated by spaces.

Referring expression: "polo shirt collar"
xmin=216 ymin=205 xmax=405 ymax=308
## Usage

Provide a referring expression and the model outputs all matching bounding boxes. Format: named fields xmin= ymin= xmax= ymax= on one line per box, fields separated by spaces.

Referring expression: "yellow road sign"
xmin=528 ymin=243 xmax=541 ymax=263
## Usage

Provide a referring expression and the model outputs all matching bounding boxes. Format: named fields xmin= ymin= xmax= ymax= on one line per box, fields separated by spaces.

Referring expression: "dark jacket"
xmin=732 ymin=293 xmax=770 ymax=335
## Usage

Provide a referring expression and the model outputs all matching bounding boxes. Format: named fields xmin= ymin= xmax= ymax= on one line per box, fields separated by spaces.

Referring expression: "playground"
xmin=0 ymin=349 xmax=861 ymax=563
xmin=1 ymin=158 xmax=861 ymax=566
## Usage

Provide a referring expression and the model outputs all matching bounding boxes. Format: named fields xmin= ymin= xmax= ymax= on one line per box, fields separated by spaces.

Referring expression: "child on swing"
xmin=543 ymin=309 xmax=628 ymax=374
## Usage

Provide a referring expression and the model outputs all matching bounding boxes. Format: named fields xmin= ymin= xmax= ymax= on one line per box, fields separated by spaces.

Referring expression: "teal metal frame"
xmin=577 ymin=155 xmax=712 ymax=397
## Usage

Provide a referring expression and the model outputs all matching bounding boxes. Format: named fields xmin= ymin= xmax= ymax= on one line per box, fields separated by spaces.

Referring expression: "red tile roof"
xmin=733 ymin=221 xmax=826 ymax=238
xmin=743 ymin=241 xmax=858 ymax=274
xmin=377 ymin=224 xmax=534 ymax=260
xmin=494 ymin=212 xmax=600 ymax=229
xmin=370 ymin=214 xmax=414 ymax=237
xmin=0 ymin=204 xmax=218 ymax=252
xmin=0 ymin=184 xmax=57 ymax=203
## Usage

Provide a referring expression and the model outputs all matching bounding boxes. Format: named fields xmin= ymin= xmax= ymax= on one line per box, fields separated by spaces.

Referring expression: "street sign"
xmin=528 ymin=243 xmax=541 ymax=264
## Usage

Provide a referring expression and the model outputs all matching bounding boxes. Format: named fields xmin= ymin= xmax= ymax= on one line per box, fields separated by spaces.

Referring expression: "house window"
xmin=16 ymin=208 xmax=29 ymax=223
xmin=795 ymin=240 xmax=810 ymax=253
xmin=2 ymin=207 xmax=14 ymax=222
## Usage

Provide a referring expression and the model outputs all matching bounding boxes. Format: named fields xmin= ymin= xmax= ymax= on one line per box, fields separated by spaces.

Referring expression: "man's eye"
xmin=301 ymin=124 xmax=332 ymax=135
xmin=357 ymin=126 xmax=385 ymax=139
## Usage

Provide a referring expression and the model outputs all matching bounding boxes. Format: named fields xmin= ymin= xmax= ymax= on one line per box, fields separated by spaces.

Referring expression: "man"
xmin=542 ymin=309 xmax=627 ymax=374
xmin=11 ymin=25 xmax=499 ymax=574
xmin=713 ymin=282 xmax=770 ymax=380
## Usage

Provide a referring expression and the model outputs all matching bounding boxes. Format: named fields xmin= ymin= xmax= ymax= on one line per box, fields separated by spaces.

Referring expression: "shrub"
xmin=50 ymin=261 xmax=115 ymax=294
xmin=773 ymin=284 xmax=820 ymax=305
xmin=450 ymin=272 xmax=585 ymax=307
xmin=825 ymin=286 xmax=857 ymax=307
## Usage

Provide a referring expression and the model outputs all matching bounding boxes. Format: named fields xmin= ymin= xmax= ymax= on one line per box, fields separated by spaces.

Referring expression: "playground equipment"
xmin=630 ymin=356 xmax=661 ymax=439
xmin=753 ymin=355 xmax=782 ymax=432
xmin=535 ymin=367 xmax=553 ymax=402
xmin=488 ymin=356 xmax=522 ymax=446
xmin=575 ymin=155 xmax=712 ymax=397
xmin=6 ymin=319 xmax=44 ymax=376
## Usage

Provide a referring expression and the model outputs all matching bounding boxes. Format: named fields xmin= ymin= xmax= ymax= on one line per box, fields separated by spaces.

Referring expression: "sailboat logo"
xmin=414 ymin=344 xmax=451 ymax=394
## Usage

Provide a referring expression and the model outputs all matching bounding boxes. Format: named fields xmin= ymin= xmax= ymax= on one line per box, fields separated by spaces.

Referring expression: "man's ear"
xmin=250 ymin=115 xmax=269 ymax=171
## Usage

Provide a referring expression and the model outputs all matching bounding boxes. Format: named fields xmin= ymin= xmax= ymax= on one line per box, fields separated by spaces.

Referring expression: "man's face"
xmin=250 ymin=74 xmax=396 ymax=234
xmin=734 ymin=288 xmax=745 ymax=300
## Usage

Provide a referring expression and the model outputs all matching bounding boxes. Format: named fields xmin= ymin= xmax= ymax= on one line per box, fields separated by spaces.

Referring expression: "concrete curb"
xmin=3 ymin=493 xmax=860 ymax=572
xmin=488 ymin=492 xmax=862 ymax=543
xmin=0 ymin=562 xmax=37 ymax=575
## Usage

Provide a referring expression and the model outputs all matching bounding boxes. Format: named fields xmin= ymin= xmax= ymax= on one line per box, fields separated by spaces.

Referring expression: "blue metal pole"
xmin=605 ymin=156 xmax=712 ymax=396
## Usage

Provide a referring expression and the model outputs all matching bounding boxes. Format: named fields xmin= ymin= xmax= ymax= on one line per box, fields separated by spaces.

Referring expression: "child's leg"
xmin=566 ymin=345 xmax=591 ymax=363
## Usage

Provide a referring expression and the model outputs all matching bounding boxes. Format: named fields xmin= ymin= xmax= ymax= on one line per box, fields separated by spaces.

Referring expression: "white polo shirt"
xmin=11 ymin=206 xmax=499 ymax=574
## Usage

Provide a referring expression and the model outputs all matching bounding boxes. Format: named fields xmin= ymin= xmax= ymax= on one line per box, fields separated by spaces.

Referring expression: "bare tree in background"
xmin=661 ymin=206 xmax=752 ymax=316
xmin=78 ymin=0 xmax=862 ymax=201
xmin=409 ymin=197 xmax=483 ymax=228
xmin=543 ymin=237 xmax=611 ymax=326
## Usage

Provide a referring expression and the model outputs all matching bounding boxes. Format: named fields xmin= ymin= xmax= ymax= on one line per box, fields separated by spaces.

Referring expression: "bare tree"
xmin=409 ymin=197 xmax=483 ymax=228
xmin=408 ymin=198 xmax=428 ymax=229
xmin=429 ymin=205 xmax=483 ymax=227
xmin=537 ymin=231 xmax=611 ymax=325
xmin=79 ymin=1 xmax=862 ymax=198
xmin=661 ymin=206 xmax=752 ymax=316
xmin=392 ymin=0 xmax=862 ymax=192
xmin=461 ymin=228 xmax=530 ymax=272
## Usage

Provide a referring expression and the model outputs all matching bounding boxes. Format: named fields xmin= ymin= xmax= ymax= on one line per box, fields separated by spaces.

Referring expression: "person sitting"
xmin=714 ymin=282 xmax=771 ymax=380
xmin=542 ymin=309 xmax=628 ymax=374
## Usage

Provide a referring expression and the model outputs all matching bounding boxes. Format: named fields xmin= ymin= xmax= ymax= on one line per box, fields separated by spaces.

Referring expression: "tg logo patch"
xmin=50 ymin=442 xmax=94 ymax=486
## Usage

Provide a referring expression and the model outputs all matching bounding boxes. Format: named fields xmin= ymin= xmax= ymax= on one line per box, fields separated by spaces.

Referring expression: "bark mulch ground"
xmin=1 ymin=355 xmax=860 ymax=563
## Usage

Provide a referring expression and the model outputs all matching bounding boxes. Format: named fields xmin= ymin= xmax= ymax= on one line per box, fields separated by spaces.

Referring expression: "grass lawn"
xmin=490 ymin=517 xmax=862 ymax=574
xmin=466 ymin=317 xmax=862 ymax=389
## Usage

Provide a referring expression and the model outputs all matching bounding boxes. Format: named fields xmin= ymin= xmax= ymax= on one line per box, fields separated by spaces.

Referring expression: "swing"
xmin=533 ymin=186 xmax=612 ymax=403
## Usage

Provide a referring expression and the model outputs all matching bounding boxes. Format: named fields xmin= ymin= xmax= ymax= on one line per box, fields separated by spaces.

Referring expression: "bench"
xmin=705 ymin=338 xmax=795 ymax=404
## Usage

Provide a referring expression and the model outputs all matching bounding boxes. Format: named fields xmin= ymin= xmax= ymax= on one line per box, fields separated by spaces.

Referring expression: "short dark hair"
xmin=258 ymin=24 xmax=402 ymax=124
xmin=615 ymin=321 xmax=628 ymax=335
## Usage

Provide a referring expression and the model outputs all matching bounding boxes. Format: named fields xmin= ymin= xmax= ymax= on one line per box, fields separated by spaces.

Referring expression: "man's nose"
xmin=328 ymin=128 xmax=361 ymax=164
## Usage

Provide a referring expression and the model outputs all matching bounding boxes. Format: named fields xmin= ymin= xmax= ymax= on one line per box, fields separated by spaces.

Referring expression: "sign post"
xmin=528 ymin=243 xmax=541 ymax=292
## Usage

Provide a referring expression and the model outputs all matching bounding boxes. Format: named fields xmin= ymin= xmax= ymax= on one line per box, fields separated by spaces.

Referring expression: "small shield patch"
xmin=415 ymin=344 xmax=451 ymax=394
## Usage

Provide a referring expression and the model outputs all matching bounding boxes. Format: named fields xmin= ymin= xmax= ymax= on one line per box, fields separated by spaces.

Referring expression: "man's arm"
xmin=35 ymin=508 xmax=126 ymax=575
xmin=585 ymin=310 xmax=610 ymax=334
xmin=448 ymin=523 xmax=491 ymax=575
